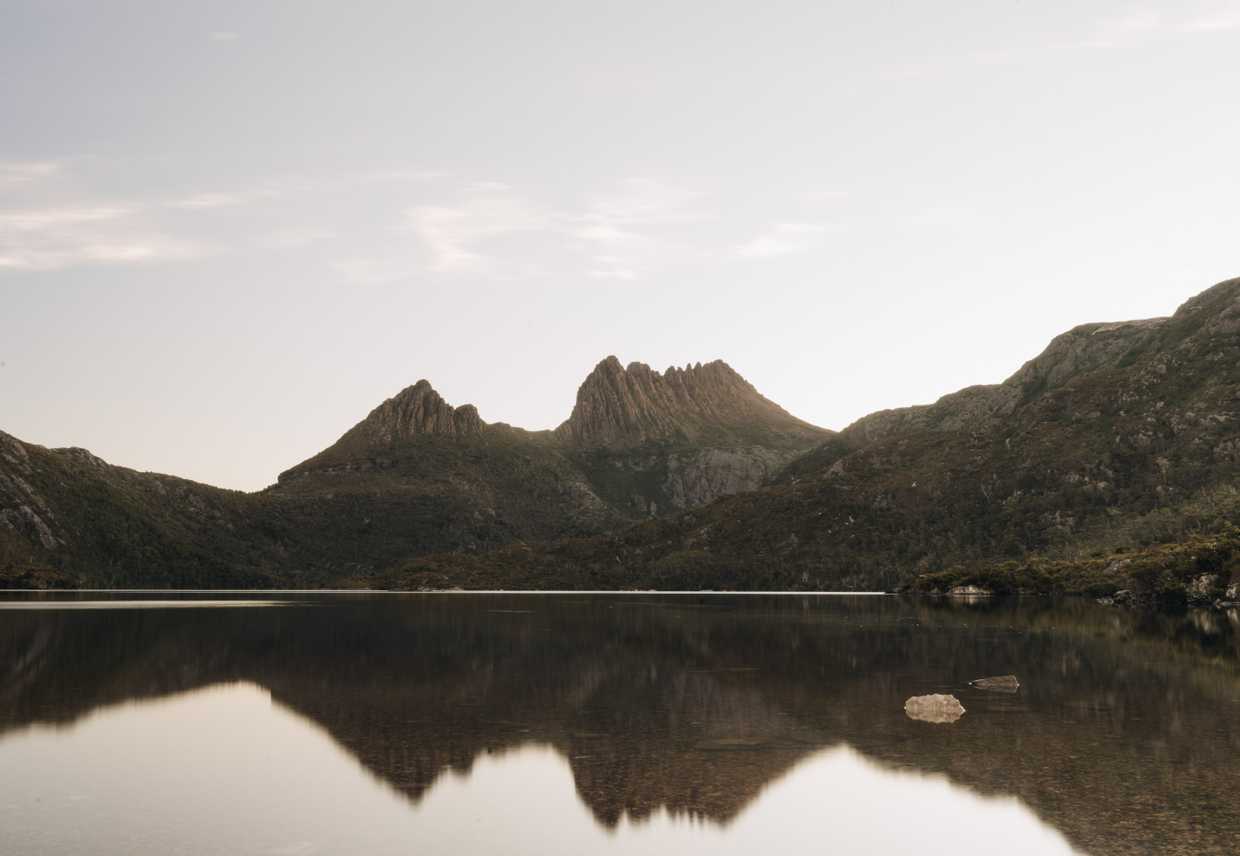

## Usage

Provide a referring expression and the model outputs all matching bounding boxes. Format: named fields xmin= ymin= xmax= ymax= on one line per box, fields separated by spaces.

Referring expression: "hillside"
xmin=0 ymin=434 xmax=279 ymax=587
xmin=387 ymin=277 xmax=1240 ymax=597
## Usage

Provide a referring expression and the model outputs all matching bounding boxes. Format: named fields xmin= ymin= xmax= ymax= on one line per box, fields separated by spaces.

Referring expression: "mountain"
xmin=389 ymin=277 xmax=1240 ymax=599
xmin=555 ymin=358 xmax=830 ymax=516
xmin=0 ymin=357 xmax=827 ymax=587
xmin=556 ymin=357 xmax=822 ymax=449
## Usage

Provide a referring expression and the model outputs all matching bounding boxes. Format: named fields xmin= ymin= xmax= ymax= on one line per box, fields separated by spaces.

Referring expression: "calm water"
xmin=2 ymin=593 xmax=1239 ymax=855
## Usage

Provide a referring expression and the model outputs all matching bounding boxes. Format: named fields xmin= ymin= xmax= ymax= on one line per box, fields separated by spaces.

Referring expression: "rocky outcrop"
xmin=357 ymin=380 xmax=485 ymax=441
xmin=949 ymin=585 xmax=993 ymax=597
xmin=662 ymin=447 xmax=792 ymax=511
xmin=551 ymin=357 xmax=830 ymax=515
xmin=281 ymin=380 xmax=485 ymax=480
xmin=1187 ymin=573 xmax=1222 ymax=605
xmin=1005 ymin=318 xmax=1168 ymax=396
xmin=556 ymin=357 xmax=827 ymax=449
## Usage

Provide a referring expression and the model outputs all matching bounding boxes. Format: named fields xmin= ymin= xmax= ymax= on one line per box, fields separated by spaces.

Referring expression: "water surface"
xmin=2 ymin=592 xmax=1238 ymax=854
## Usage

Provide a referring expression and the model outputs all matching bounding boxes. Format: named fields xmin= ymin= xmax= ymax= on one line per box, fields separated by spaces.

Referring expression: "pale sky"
xmin=2 ymin=1 xmax=1238 ymax=490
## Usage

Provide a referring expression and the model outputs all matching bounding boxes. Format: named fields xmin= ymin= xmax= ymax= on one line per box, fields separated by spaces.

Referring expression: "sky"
xmin=2 ymin=1 xmax=1238 ymax=491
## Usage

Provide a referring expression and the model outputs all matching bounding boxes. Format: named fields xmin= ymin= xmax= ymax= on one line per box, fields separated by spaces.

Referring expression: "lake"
xmin=2 ymin=592 xmax=1238 ymax=855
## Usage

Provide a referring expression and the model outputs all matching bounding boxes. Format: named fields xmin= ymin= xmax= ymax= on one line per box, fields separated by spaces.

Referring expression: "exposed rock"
xmin=948 ymin=585 xmax=993 ymax=597
xmin=1215 ymin=582 xmax=1240 ymax=609
xmin=970 ymin=675 xmax=1020 ymax=693
xmin=1005 ymin=318 xmax=1168 ymax=396
xmin=277 ymin=380 xmax=493 ymax=485
xmin=0 ymin=505 xmax=60 ymax=550
xmin=1187 ymin=573 xmax=1221 ymax=605
xmin=556 ymin=357 xmax=827 ymax=449
xmin=661 ymin=447 xmax=792 ymax=512
xmin=845 ymin=384 xmax=1020 ymax=444
xmin=904 ymin=694 xmax=966 ymax=724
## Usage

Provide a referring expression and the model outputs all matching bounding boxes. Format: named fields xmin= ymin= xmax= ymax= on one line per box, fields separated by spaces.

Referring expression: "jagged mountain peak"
xmin=556 ymin=356 xmax=828 ymax=449
xmin=353 ymin=379 xmax=485 ymax=442
xmin=279 ymin=378 xmax=485 ymax=480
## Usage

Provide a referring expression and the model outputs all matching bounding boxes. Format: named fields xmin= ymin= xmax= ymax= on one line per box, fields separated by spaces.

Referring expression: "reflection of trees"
xmin=2 ymin=595 xmax=1239 ymax=854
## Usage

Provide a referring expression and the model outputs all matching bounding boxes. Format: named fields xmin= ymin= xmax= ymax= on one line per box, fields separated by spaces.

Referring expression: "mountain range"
xmin=4 ymin=277 xmax=1240 ymax=597
xmin=0 ymin=356 xmax=827 ymax=587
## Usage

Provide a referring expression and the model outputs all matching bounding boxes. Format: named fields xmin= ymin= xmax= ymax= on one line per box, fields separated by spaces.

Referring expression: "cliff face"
xmin=556 ymin=357 xmax=825 ymax=449
xmin=552 ymin=357 xmax=831 ymax=515
xmin=357 ymin=380 xmax=485 ymax=441
xmin=279 ymin=380 xmax=485 ymax=481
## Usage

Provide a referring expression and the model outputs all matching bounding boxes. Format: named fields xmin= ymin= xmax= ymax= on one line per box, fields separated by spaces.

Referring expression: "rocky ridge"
xmin=279 ymin=380 xmax=486 ymax=481
xmin=555 ymin=357 xmax=825 ymax=449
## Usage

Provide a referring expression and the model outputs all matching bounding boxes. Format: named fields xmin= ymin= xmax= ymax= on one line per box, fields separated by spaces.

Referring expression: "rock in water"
xmin=970 ymin=675 xmax=1020 ymax=692
xmin=904 ymin=694 xmax=966 ymax=724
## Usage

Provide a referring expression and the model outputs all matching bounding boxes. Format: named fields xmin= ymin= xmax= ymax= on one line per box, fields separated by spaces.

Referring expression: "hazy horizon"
xmin=4 ymin=1 xmax=1239 ymax=490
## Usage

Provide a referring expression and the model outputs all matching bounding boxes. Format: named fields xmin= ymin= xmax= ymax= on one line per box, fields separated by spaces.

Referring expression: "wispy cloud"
xmin=0 ymin=205 xmax=200 ymax=271
xmin=735 ymin=222 xmax=830 ymax=260
xmin=406 ymin=186 xmax=546 ymax=272
xmin=571 ymin=178 xmax=702 ymax=279
xmin=0 ymin=161 xmax=62 ymax=186
xmin=0 ymin=236 xmax=200 ymax=272
xmin=0 ymin=206 xmax=133 ymax=231
xmin=0 ymin=163 xmax=450 ymax=274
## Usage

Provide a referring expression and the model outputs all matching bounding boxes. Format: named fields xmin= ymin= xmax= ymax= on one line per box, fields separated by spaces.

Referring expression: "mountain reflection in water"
xmin=1 ymin=593 xmax=1239 ymax=855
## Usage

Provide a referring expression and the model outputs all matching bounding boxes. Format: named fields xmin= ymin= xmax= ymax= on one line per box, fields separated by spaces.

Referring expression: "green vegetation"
xmin=906 ymin=527 xmax=1240 ymax=603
